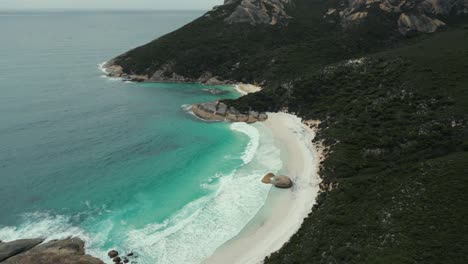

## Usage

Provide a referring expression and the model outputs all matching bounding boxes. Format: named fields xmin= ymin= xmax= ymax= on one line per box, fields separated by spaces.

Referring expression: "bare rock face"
xmin=2 ymin=238 xmax=104 ymax=264
xmin=191 ymin=101 xmax=268 ymax=123
xmin=223 ymin=0 xmax=292 ymax=26
xmin=398 ymin=13 xmax=446 ymax=34
xmin=325 ymin=0 xmax=467 ymax=35
xmin=0 ymin=239 xmax=44 ymax=262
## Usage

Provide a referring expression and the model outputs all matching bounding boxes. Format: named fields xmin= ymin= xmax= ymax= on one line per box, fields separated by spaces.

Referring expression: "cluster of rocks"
xmin=223 ymin=0 xmax=292 ymax=26
xmin=0 ymin=238 xmax=103 ymax=264
xmin=262 ymin=173 xmax=293 ymax=188
xmin=107 ymin=250 xmax=135 ymax=264
xmin=191 ymin=101 xmax=268 ymax=123
xmin=324 ymin=0 xmax=468 ymax=35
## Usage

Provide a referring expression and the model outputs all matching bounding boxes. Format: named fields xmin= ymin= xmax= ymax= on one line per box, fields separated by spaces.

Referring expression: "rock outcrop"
xmin=223 ymin=0 xmax=292 ymax=26
xmin=261 ymin=173 xmax=293 ymax=188
xmin=107 ymin=250 xmax=119 ymax=258
xmin=0 ymin=239 xmax=44 ymax=262
xmin=0 ymin=238 xmax=104 ymax=264
xmin=191 ymin=101 xmax=268 ymax=123
xmin=397 ymin=13 xmax=446 ymax=34
xmin=262 ymin=172 xmax=276 ymax=183
xmin=324 ymin=0 xmax=468 ymax=35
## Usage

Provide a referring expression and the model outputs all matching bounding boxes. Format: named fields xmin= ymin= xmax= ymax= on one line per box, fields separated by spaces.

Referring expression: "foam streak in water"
xmin=230 ymin=122 xmax=260 ymax=165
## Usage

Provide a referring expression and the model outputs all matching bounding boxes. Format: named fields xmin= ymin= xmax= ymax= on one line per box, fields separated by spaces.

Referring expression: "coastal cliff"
xmin=103 ymin=0 xmax=468 ymax=263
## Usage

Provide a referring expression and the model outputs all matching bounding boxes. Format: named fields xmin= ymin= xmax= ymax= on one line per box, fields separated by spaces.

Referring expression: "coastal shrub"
xmin=259 ymin=24 xmax=468 ymax=264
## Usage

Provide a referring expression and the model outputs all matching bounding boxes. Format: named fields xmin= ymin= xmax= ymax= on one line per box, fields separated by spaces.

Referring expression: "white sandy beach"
xmin=204 ymin=112 xmax=322 ymax=264
xmin=235 ymin=83 xmax=262 ymax=95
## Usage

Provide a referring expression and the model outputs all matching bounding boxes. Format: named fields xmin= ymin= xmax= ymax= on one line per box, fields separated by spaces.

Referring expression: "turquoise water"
xmin=0 ymin=11 xmax=282 ymax=263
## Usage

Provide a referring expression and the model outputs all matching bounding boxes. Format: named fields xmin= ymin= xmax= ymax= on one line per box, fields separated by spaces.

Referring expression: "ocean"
xmin=0 ymin=10 xmax=282 ymax=263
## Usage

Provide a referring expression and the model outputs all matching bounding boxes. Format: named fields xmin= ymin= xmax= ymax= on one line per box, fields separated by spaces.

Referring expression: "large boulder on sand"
xmin=261 ymin=173 xmax=293 ymax=188
xmin=272 ymin=175 xmax=293 ymax=188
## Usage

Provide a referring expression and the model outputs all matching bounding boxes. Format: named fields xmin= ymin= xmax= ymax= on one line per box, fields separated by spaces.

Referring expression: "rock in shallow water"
xmin=108 ymin=250 xmax=119 ymax=258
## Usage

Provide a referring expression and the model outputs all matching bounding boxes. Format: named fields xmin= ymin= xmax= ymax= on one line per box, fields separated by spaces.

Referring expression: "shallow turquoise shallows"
xmin=0 ymin=11 xmax=279 ymax=264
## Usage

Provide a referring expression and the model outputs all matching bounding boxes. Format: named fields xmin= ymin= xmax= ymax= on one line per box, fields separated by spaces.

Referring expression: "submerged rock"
xmin=202 ymin=88 xmax=229 ymax=95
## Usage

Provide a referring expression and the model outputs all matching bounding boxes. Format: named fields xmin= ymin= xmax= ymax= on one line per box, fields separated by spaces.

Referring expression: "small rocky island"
xmin=0 ymin=238 xmax=103 ymax=264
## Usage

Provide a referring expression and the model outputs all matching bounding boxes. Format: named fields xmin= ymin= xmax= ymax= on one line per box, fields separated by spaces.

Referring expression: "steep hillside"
xmin=105 ymin=0 xmax=467 ymax=85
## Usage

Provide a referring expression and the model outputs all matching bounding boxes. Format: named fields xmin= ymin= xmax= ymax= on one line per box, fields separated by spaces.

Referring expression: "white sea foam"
xmin=98 ymin=61 xmax=109 ymax=74
xmin=0 ymin=212 xmax=111 ymax=262
xmin=116 ymin=123 xmax=281 ymax=264
xmin=234 ymin=85 xmax=248 ymax=96
xmin=0 ymin=122 xmax=283 ymax=264
xmin=180 ymin=104 xmax=192 ymax=112
xmin=230 ymin=122 xmax=260 ymax=165
xmin=97 ymin=61 xmax=123 ymax=82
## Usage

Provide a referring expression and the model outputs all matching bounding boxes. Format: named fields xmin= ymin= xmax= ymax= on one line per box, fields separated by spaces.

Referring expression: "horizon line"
xmin=0 ymin=8 xmax=210 ymax=12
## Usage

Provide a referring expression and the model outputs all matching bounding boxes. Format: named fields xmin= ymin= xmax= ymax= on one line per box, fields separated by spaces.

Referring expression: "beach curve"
xmin=203 ymin=112 xmax=323 ymax=264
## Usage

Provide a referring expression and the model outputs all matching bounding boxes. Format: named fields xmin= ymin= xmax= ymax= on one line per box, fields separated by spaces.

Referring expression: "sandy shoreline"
xmin=235 ymin=83 xmax=262 ymax=95
xmin=203 ymin=112 xmax=322 ymax=264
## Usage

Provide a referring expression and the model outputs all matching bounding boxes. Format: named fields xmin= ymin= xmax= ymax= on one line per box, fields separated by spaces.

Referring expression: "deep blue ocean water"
xmin=0 ymin=10 xmax=281 ymax=263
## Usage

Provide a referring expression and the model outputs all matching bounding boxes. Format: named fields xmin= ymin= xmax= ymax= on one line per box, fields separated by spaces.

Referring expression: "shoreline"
xmin=203 ymin=112 xmax=322 ymax=264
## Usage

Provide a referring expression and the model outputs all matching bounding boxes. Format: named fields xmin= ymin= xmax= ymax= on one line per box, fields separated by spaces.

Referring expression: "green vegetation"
xmin=227 ymin=24 xmax=468 ymax=264
xmin=112 ymin=0 xmax=402 ymax=84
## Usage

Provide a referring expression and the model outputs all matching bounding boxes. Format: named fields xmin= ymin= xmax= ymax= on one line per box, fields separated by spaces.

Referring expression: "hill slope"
xmin=230 ymin=24 xmax=468 ymax=264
